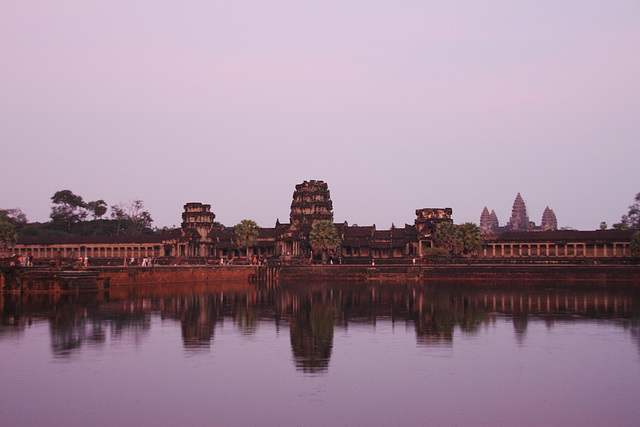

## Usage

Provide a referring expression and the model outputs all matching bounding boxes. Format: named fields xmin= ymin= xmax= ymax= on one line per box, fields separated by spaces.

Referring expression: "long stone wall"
xmin=92 ymin=266 xmax=257 ymax=287
xmin=4 ymin=264 xmax=640 ymax=293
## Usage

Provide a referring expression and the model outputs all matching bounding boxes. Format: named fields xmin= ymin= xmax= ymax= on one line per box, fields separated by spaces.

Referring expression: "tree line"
xmin=0 ymin=190 xmax=160 ymax=246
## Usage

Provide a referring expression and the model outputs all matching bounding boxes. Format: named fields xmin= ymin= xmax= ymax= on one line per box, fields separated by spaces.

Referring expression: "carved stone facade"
xmin=507 ymin=193 xmax=529 ymax=231
xmin=482 ymin=194 xmax=558 ymax=233
xmin=414 ymin=208 xmax=453 ymax=239
xmin=541 ymin=207 xmax=558 ymax=231
xmin=181 ymin=203 xmax=215 ymax=239
xmin=480 ymin=207 xmax=491 ymax=233
xmin=289 ymin=180 xmax=333 ymax=232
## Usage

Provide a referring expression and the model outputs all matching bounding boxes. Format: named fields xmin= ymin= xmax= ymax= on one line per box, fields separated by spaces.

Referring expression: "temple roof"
xmin=343 ymin=226 xmax=375 ymax=238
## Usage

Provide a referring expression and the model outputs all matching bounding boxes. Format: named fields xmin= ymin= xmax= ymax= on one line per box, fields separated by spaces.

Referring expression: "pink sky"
xmin=1 ymin=1 xmax=639 ymax=229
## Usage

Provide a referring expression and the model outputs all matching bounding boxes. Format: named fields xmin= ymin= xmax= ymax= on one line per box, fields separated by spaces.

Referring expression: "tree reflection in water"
xmin=290 ymin=299 xmax=335 ymax=373
xmin=2 ymin=280 xmax=640 ymax=366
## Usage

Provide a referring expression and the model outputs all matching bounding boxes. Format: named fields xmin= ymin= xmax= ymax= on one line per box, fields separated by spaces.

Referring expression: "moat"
xmin=2 ymin=279 xmax=640 ymax=426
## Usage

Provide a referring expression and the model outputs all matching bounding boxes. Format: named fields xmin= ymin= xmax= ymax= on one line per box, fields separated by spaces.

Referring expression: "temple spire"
xmin=507 ymin=193 xmax=529 ymax=231
xmin=541 ymin=206 xmax=557 ymax=231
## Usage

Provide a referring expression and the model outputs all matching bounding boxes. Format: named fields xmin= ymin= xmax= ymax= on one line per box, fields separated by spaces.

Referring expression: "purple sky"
xmin=2 ymin=1 xmax=639 ymax=230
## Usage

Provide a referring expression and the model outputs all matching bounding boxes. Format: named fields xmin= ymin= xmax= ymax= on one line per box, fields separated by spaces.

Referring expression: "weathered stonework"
xmin=507 ymin=193 xmax=529 ymax=231
xmin=482 ymin=194 xmax=557 ymax=234
xmin=480 ymin=207 xmax=492 ymax=233
xmin=490 ymin=210 xmax=499 ymax=230
xmin=414 ymin=208 xmax=453 ymax=238
xmin=289 ymin=180 xmax=333 ymax=232
xmin=181 ymin=203 xmax=215 ymax=239
xmin=541 ymin=207 xmax=558 ymax=231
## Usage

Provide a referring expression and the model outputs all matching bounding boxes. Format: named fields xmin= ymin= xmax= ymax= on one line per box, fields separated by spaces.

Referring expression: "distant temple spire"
xmin=507 ymin=193 xmax=529 ymax=231
xmin=490 ymin=210 xmax=499 ymax=230
xmin=541 ymin=206 xmax=557 ymax=231
xmin=480 ymin=207 xmax=491 ymax=233
xmin=480 ymin=195 xmax=557 ymax=233
xmin=480 ymin=207 xmax=502 ymax=233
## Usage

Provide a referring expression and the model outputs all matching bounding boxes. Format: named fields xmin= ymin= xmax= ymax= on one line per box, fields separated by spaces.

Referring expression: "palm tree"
xmin=0 ymin=220 xmax=17 ymax=256
xmin=434 ymin=222 xmax=483 ymax=261
xmin=309 ymin=220 xmax=341 ymax=264
xmin=234 ymin=219 xmax=259 ymax=261
xmin=457 ymin=222 xmax=484 ymax=259
xmin=434 ymin=222 xmax=459 ymax=253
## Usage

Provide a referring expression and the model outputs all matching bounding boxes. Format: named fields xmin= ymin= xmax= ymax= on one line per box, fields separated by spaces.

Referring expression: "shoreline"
xmin=3 ymin=263 xmax=639 ymax=292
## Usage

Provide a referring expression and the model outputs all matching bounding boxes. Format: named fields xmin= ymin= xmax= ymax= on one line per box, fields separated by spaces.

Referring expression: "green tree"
xmin=110 ymin=200 xmax=153 ymax=235
xmin=631 ymin=231 xmax=640 ymax=257
xmin=434 ymin=221 xmax=459 ymax=253
xmin=234 ymin=219 xmax=259 ymax=261
xmin=0 ymin=208 xmax=27 ymax=226
xmin=50 ymin=190 xmax=86 ymax=232
xmin=599 ymin=221 xmax=608 ymax=230
xmin=620 ymin=192 xmax=640 ymax=230
xmin=309 ymin=220 xmax=341 ymax=264
xmin=126 ymin=199 xmax=153 ymax=234
xmin=0 ymin=220 xmax=17 ymax=254
xmin=422 ymin=247 xmax=449 ymax=263
xmin=457 ymin=222 xmax=484 ymax=258
xmin=110 ymin=203 xmax=127 ymax=235
xmin=86 ymin=200 xmax=108 ymax=220
xmin=434 ymin=222 xmax=484 ymax=260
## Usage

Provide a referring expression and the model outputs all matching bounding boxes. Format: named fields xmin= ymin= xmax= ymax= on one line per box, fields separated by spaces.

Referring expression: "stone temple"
xmin=507 ymin=193 xmax=529 ymax=231
xmin=289 ymin=180 xmax=333 ymax=232
xmin=7 ymin=182 xmax=636 ymax=263
xmin=480 ymin=193 xmax=557 ymax=233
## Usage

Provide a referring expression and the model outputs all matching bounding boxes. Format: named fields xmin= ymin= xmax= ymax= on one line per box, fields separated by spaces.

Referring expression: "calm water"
xmin=2 ymin=280 xmax=640 ymax=426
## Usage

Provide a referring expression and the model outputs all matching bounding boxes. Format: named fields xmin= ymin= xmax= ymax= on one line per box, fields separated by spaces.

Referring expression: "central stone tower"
xmin=507 ymin=193 xmax=529 ymax=231
xmin=289 ymin=180 xmax=333 ymax=232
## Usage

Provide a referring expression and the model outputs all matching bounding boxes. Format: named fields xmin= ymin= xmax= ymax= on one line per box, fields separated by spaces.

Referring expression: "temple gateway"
xmin=8 ymin=181 xmax=635 ymax=263
xmin=174 ymin=180 xmax=453 ymax=261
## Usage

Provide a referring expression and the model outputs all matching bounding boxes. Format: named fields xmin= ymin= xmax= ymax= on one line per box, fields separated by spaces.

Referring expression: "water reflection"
xmin=290 ymin=299 xmax=335 ymax=373
xmin=2 ymin=281 xmax=640 ymax=369
xmin=160 ymin=295 xmax=220 ymax=349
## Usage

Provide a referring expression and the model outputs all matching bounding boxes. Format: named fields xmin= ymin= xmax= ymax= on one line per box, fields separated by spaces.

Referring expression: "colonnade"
xmin=9 ymin=244 xmax=162 ymax=259
xmin=481 ymin=242 xmax=631 ymax=258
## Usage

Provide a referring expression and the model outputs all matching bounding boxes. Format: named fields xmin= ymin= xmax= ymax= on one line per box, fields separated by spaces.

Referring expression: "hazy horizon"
xmin=2 ymin=1 xmax=639 ymax=230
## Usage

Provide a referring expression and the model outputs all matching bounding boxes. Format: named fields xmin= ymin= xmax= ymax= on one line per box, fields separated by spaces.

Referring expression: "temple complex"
xmin=481 ymin=194 xmax=558 ymax=233
xmin=5 ymin=182 xmax=636 ymax=264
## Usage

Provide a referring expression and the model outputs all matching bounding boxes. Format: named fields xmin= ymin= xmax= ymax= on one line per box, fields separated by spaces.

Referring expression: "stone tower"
xmin=541 ymin=207 xmax=557 ymax=231
xmin=414 ymin=208 xmax=453 ymax=238
xmin=290 ymin=180 xmax=333 ymax=232
xmin=480 ymin=207 xmax=492 ymax=233
xmin=490 ymin=210 xmax=499 ymax=230
xmin=507 ymin=193 xmax=529 ymax=231
xmin=480 ymin=207 xmax=500 ymax=233
xmin=181 ymin=203 xmax=216 ymax=239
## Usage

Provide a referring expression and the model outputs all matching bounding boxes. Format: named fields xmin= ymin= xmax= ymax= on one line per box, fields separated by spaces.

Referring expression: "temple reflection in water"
xmin=2 ymin=281 xmax=639 ymax=373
